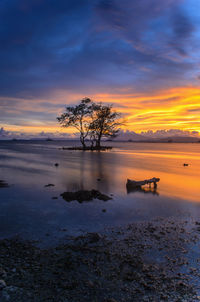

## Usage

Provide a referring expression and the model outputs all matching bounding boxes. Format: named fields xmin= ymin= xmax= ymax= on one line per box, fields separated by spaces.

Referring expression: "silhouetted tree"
xmin=57 ymin=98 xmax=92 ymax=148
xmin=58 ymin=98 xmax=122 ymax=149
xmin=89 ymin=103 xmax=121 ymax=148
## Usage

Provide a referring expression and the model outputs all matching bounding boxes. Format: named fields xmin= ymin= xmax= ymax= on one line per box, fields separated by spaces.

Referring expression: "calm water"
xmin=0 ymin=140 xmax=200 ymax=244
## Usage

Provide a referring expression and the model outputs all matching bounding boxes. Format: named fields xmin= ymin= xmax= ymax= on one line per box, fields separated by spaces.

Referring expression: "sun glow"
xmin=2 ymin=86 xmax=200 ymax=135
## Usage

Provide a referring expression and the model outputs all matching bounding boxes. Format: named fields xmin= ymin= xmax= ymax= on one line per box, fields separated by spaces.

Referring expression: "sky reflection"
xmin=0 ymin=141 xmax=200 ymax=244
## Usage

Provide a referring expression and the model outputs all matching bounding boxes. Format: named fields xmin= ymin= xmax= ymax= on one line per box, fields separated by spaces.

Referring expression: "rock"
xmin=60 ymin=189 xmax=112 ymax=202
xmin=0 ymin=180 xmax=9 ymax=188
xmin=44 ymin=184 xmax=55 ymax=187
xmin=0 ymin=268 xmax=7 ymax=278
xmin=52 ymin=197 xmax=58 ymax=199
xmin=4 ymin=286 xmax=18 ymax=293
xmin=97 ymin=178 xmax=101 ymax=181
xmin=0 ymin=279 xmax=7 ymax=290
xmin=183 ymin=163 xmax=189 ymax=166
xmin=88 ymin=232 xmax=102 ymax=243
xmin=2 ymin=285 xmax=22 ymax=301
xmin=2 ymin=290 xmax=10 ymax=301
xmin=87 ymin=280 xmax=94 ymax=287
xmin=102 ymin=209 xmax=106 ymax=213
xmin=55 ymin=163 xmax=59 ymax=167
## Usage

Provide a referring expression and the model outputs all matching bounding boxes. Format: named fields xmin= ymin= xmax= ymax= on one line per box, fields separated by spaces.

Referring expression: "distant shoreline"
xmin=0 ymin=138 xmax=200 ymax=143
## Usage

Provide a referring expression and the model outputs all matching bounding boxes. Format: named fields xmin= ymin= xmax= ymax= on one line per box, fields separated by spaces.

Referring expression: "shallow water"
xmin=0 ymin=140 xmax=200 ymax=244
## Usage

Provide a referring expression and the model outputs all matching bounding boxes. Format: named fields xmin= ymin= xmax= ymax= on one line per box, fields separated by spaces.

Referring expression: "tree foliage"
xmin=57 ymin=98 xmax=92 ymax=148
xmin=89 ymin=103 xmax=121 ymax=148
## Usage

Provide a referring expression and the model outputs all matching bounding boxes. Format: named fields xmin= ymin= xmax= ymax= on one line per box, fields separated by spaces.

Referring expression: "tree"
xmin=57 ymin=98 xmax=92 ymax=148
xmin=89 ymin=103 xmax=121 ymax=148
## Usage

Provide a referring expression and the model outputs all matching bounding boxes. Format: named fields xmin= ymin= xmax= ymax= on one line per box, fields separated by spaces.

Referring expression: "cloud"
xmin=0 ymin=0 xmax=198 ymax=100
xmin=141 ymin=129 xmax=200 ymax=138
xmin=0 ymin=0 xmax=199 ymax=133
xmin=0 ymin=126 xmax=77 ymax=140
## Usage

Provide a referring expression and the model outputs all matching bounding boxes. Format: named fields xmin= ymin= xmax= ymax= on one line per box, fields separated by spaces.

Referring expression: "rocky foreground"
xmin=1 ymin=218 xmax=200 ymax=302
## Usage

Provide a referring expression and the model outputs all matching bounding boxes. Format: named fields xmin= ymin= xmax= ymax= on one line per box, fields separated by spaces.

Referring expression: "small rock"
xmin=55 ymin=163 xmax=59 ymax=167
xmin=0 ymin=268 xmax=7 ymax=278
xmin=88 ymin=232 xmax=102 ymax=243
xmin=0 ymin=280 xmax=7 ymax=290
xmin=102 ymin=209 xmax=106 ymax=213
xmin=44 ymin=184 xmax=55 ymax=187
xmin=2 ymin=290 xmax=10 ymax=301
xmin=87 ymin=280 xmax=94 ymax=287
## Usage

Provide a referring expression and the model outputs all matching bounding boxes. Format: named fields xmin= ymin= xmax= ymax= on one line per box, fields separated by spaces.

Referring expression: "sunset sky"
xmin=0 ymin=0 xmax=200 ymax=137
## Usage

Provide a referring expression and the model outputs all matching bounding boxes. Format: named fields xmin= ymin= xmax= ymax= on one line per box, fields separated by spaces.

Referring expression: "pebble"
xmin=0 ymin=279 xmax=7 ymax=290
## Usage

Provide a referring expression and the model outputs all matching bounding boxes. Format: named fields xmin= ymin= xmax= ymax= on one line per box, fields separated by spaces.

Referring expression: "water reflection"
xmin=0 ymin=141 xmax=200 ymax=244
xmin=59 ymin=150 xmax=113 ymax=193
xmin=126 ymin=185 xmax=159 ymax=196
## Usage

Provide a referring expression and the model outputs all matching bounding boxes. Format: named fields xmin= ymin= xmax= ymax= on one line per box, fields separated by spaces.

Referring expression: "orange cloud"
xmin=94 ymin=86 xmax=200 ymax=133
xmin=1 ymin=86 xmax=200 ymax=135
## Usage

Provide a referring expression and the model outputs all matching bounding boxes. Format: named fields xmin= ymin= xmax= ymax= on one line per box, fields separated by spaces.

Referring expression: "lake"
xmin=0 ymin=140 xmax=200 ymax=245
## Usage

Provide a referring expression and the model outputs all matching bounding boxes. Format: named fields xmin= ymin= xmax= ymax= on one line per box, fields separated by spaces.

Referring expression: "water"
xmin=0 ymin=140 xmax=200 ymax=244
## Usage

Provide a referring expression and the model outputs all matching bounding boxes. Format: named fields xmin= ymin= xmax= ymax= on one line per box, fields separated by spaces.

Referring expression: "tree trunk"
xmin=96 ymin=136 xmax=101 ymax=149
xmin=80 ymin=135 xmax=86 ymax=149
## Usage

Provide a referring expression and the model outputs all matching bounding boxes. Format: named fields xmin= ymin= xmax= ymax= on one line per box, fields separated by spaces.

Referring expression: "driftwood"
xmin=126 ymin=177 xmax=160 ymax=189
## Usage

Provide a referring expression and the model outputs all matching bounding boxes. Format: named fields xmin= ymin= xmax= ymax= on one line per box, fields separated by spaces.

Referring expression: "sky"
xmin=0 ymin=0 xmax=200 ymax=137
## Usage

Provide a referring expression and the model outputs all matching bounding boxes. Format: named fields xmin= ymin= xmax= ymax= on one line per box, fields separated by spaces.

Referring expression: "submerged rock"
xmin=60 ymin=189 xmax=112 ymax=203
xmin=87 ymin=232 xmax=102 ymax=243
xmin=0 ymin=180 xmax=9 ymax=188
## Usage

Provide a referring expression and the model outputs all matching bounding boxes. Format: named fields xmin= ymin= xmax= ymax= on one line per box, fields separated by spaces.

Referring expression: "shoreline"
xmin=1 ymin=217 xmax=200 ymax=301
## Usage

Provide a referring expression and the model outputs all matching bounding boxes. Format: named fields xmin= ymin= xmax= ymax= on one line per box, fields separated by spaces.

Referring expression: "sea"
xmin=0 ymin=140 xmax=200 ymax=245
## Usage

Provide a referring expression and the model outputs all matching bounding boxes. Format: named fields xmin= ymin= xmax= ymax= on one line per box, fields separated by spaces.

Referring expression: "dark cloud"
xmin=0 ymin=0 xmax=197 ymax=98
xmin=169 ymin=9 xmax=195 ymax=56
